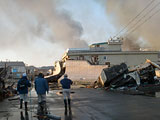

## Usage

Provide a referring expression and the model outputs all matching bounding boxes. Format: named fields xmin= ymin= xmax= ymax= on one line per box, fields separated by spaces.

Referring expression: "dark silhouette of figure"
xmin=64 ymin=110 xmax=72 ymax=120
xmin=20 ymin=111 xmax=29 ymax=120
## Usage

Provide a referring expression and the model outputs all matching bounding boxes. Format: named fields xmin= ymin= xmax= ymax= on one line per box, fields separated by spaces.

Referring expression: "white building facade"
xmin=60 ymin=39 xmax=159 ymax=82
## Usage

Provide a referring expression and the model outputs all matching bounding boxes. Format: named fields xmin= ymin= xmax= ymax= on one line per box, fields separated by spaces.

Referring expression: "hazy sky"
xmin=0 ymin=0 xmax=160 ymax=67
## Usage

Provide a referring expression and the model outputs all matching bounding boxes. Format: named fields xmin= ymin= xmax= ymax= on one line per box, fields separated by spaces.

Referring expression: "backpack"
xmin=19 ymin=79 xmax=27 ymax=90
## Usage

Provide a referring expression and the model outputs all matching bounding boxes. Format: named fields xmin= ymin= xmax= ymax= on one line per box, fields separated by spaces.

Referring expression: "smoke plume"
xmin=0 ymin=0 xmax=88 ymax=49
xmin=122 ymin=37 xmax=141 ymax=51
xmin=105 ymin=0 xmax=160 ymax=50
xmin=0 ymin=0 xmax=88 ymax=66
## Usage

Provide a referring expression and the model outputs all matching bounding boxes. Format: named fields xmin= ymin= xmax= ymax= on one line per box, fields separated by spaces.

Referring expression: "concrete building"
xmin=63 ymin=50 xmax=159 ymax=67
xmin=64 ymin=60 xmax=107 ymax=83
xmin=59 ymin=38 xmax=159 ymax=83
xmin=0 ymin=61 xmax=26 ymax=79
xmin=62 ymin=39 xmax=159 ymax=67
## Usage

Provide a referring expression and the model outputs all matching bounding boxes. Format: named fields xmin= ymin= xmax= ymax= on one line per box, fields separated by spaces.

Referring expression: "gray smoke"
xmin=105 ymin=0 xmax=160 ymax=50
xmin=122 ymin=37 xmax=141 ymax=51
xmin=0 ymin=0 xmax=88 ymax=49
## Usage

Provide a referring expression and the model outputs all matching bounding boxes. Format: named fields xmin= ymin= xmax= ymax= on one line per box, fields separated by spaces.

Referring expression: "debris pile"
xmin=98 ymin=59 xmax=160 ymax=96
xmin=0 ymin=68 xmax=6 ymax=100
xmin=0 ymin=67 xmax=17 ymax=100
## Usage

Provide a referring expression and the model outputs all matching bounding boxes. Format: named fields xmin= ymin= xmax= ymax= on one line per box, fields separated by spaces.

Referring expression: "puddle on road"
xmin=57 ymin=91 xmax=75 ymax=95
xmin=0 ymin=111 xmax=8 ymax=113
xmin=0 ymin=112 xmax=12 ymax=120
xmin=0 ymin=110 xmax=36 ymax=120
xmin=0 ymin=108 xmax=73 ymax=120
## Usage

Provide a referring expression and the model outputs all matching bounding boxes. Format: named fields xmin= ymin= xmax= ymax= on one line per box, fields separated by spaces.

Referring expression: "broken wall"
xmin=64 ymin=60 xmax=108 ymax=83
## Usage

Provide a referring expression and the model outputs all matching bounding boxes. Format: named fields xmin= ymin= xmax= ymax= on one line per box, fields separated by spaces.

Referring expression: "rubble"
xmin=0 ymin=67 xmax=17 ymax=100
xmin=98 ymin=59 xmax=160 ymax=96
xmin=0 ymin=68 xmax=6 ymax=100
xmin=100 ymin=63 xmax=130 ymax=88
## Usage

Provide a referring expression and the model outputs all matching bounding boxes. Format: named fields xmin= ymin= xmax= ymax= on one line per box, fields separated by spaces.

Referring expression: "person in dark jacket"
xmin=60 ymin=74 xmax=73 ymax=114
xmin=35 ymin=73 xmax=49 ymax=114
xmin=34 ymin=73 xmax=49 ymax=103
xmin=17 ymin=73 xmax=31 ymax=110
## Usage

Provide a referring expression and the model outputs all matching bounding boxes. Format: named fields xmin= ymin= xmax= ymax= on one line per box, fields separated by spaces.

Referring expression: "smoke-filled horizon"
xmin=0 ymin=0 xmax=115 ymax=67
xmin=105 ymin=0 xmax=160 ymax=50
xmin=0 ymin=0 xmax=88 ymax=48
xmin=0 ymin=0 xmax=90 ymax=66
xmin=1 ymin=0 xmax=160 ymax=66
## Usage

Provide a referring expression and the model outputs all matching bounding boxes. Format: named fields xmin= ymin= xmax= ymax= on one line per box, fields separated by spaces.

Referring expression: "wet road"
xmin=0 ymin=88 xmax=160 ymax=120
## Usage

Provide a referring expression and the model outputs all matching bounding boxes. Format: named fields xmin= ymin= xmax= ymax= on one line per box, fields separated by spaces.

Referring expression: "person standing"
xmin=17 ymin=73 xmax=31 ymax=110
xmin=60 ymin=74 xmax=73 ymax=114
xmin=34 ymin=73 xmax=49 ymax=114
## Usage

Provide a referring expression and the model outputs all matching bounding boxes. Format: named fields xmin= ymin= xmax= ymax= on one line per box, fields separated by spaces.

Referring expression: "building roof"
xmin=66 ymin=48 xmax=90 ymax=51
xmin=66 ymin=50 xmax=159 ymax=56
xmin=0 ymin=61 xmax=25 ymax=67
xmin=90 ymin=40 xmax=122 ymax=46
xmin=90 ymin=42 xmax=108 ymax=46
xmin=67 ymin=48 xmax=123 ymax=54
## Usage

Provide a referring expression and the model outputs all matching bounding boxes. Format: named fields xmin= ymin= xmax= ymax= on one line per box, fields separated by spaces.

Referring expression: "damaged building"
xmin=0 ymin=61 xmax=26 ymax=79
xmin=0 ymin=61 xmax=25 ymax=100
xmin=57 ymin=37 xmax=159 ymax=83
xmin=62 ymin=38 xmax=158 ymax=66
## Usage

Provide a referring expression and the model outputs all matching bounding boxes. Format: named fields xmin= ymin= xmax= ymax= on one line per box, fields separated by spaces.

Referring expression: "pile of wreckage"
xmin=0 ymin=67 xmax=17 ymax=100
xmin=97 ymin=59 xmax=160 ymax=96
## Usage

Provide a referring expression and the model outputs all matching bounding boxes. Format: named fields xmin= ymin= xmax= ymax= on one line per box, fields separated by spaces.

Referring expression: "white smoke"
xmin=105 ymin=0 xmax=160 ymax=50
xmin=0 ymin=0 xmax=88 ymax=66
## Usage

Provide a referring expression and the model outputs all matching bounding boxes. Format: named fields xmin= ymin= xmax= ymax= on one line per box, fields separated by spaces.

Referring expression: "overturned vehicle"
xmin=98 ymin=59 xmax=160 ymax=96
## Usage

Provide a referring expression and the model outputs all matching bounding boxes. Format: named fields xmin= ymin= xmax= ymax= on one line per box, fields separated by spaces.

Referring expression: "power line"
xmin=126 ymin=6 xmax=160 ymax=35
xmin=125 ymin=0 xmax=160 ymax=35
xmin=113 ymin=0 xmax=156 ymax=38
